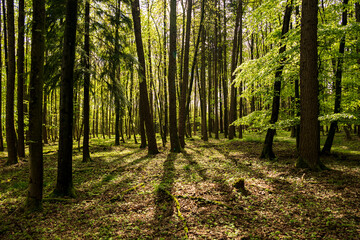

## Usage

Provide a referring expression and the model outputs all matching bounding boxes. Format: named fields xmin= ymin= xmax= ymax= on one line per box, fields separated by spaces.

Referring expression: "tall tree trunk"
xmin=163 ymin=0 xmax=168 ymax=141
xmin=228 ymin=0 xmax=242 ymax=140
xmin=54 ymin=0 xmax=78 ymax=197
xmin=168 ymin=0 xmax=181 ymax=152
xmin=131 ymin=0 xmax=159 ymax=155
xmin=222 ymin=0 xmax=228 ymax=138
xmin=5 ymin=0 xmax=18 ymax=165
xmin=185 ymin=0 xmax=205 ymax=127
xmin=178 ymin=0 xmax=193 ymax=148
xmin=26 ymin=0 xmax=45 ymax=211
xmin=261 ymin=0 xmax=292 ymax=160
xmin=214 ymin=0 xmax=219 ymax=139
xmin=83 ymin=0 xmax=91 ymax=162
xmin=17 ymin=0 xmax=25 ymax=157
xmin=200 ymin=27 xmax=208 ymax=141
xmin=321 ymin=0 xmax=348 ymax=155
xmin=0 ymin=1 xmax=4 ymax=152
xmin=42 ymin=93 xmax=48 ymax=144
xmin=297 ymin=0 xmax=326 ymax=171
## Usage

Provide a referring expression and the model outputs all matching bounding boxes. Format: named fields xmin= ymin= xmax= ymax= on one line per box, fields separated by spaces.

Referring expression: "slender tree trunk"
xmin=214 ymin=0 xmax=219 ymax=139
xmin=42 ymin=93 xmax=48 ymax=144
xmin=163 ymin=0 xmax=168 ymax=141
xmin=185 ymin=0 xmax=205 ymax=127
xmin=131 ymin=0 xmax=158 ymax=155
xmin=82 ymin=0 xmax=91 ymax=162
xmin=321 ymin=0 xmax=348 ymax=155
xmin=261 ymin=0 xmax=292 ymax=160
xmin=228 ymin=0 xmax=242 ymax=140
xmin=178 ymin=0 xmax=193 ymax=148
xmin=168 ymin=0 xmax=181 ymax=152
xmin=54 ymin=0 xmax=78 ymax=197
xmin=200 ymin=27 xmax=208 ymax=141
xmin=297 ymin=0 xmax=326 ymax=171
xmin=0 ymin=2 xmax=4 ymax=152
xmin=222 ymin=0 xmax=228 ymax=138
xmin=17 ymin=0 xmax=25 ymax=157
xmin=26 ymin=0 xmax=45 ymax=211
xmin=5 ymin=0 xmax=18 ymax=165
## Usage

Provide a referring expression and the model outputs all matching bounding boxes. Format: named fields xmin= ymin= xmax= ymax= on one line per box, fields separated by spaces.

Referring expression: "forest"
xmin=1 ymin=0 xmax=360 ymax=239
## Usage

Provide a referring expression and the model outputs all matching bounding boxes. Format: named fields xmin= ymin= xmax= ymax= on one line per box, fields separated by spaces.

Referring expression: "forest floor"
xmin=0 ymin=131 xmax=360 ymax=239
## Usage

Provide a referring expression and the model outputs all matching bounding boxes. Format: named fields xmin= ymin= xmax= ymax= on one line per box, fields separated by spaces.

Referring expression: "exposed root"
xmin=110 ymin=183 xmax=144 ymax=202
xmin=175 ymin=195 xmax=233 ymax=210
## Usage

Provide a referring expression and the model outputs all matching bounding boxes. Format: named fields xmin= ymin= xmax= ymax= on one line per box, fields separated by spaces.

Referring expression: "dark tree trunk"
xmin=26 ymin=0 xmax=45 ymax=211
xmin=115 ymin=101 xmax=120 ymax=146
xmin=131 ymin=0 xmax=159 ymax=155
xmin=163 ymin=0 xmax=168 ymax=142
xmin=42 ymin=94 xmax=48 ymax=144
xmin=5 ymin=0 xmax=18 ymax=165
xmin=168 ymin=0 xmax=181 ymax=152
xmin=261 ymin=0 xmax=292 ymax=160
xmin=178 ymin=0 xmax=193 ymax=148
xmin=184 ymin=0 xmax=205 ymax=130
xmin=54 ymin=0 xmax=78 ymax=197
xmin=17 ymin=0 xmax=25 ymax=157
xmin=82 ymin=0 xmax=91 ymax=162
xmin=200 ymin=27 xmax=208 ymax=141
xmin=214 ymin=0 xmax=219 ymax=140
xmin=222 ymin=0 xmax=228 ymax=138
xmin=228 ymin=0 xmax=242 ymax=140
xmin=321 ymin=0 xmax=348 ymax=155
xmin=297 ymin=0 xmax=326 ymax=171
xmin=0 ymin=1 xmax=4 ymax=152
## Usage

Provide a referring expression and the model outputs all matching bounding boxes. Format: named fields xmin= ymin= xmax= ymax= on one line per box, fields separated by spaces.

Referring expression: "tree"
xmin=5 ymin=0 xmax=18 ymax=165
xmin=17 ymin=0 xmax=25 ymax=157
xmin=168 ymin=0 xmax=181 ymax=152
xmin=0 ymin=0 xmax=4 ymax=152
xmin=131 ymin=0 xmax=159 ymax=155
xmin=179 ymin=0 xmax=193 ymax=148
xmin=53 ymin=0 xmax=78 ymax=197
xmin=26 ymin=0 xmax=45 ymax=211
xmin=228 ymin=0 xmax=242 ymax=140
xmin=82 ymin=0 xmax=91 ymax=162
xmin=321 ymin=0 xmax=348 ymax=155
xmin=260 ymin=0 xmax=292 ymax=160
xmin=297 ymin=0 xmax=326 ymax=170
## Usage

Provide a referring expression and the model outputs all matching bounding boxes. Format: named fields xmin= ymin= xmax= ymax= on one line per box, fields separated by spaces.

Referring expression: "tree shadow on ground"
xmin=182 ymin=149 xmax=209 ymax=181
xmin=153 ymin=152 xmax=180 ymax=239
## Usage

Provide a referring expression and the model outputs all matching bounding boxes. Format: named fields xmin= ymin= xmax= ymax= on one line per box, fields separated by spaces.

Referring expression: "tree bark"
xmin=168 ymin=0 xmax=181 ymax=152
xmin=54 ymin=0 xmax=78 ymax=197
xmin=82 ymin=0 xmax=91 ymax=162
xmin=214 ymin=0 xmax=219 ymax=139
xmin=228 ymin=0 xmax=242 ymax=140
xmin=200 ymin=27 xmax=208 ymax=141
xmin=5 ymin=0 xmax=18 ymax=165
xmin=0 ymin=1 xmax=4 ymax=152
xmin=297 ymin=0 xmax=326 ymax=171
xmin=131 ymin=0 xmax=159 ymax=155
xmin=26 ymin=0 xmax=45 ymax=211
xmin=179 ymin=0 xmax=193 ymax=148
xmin=261 ymin=0 xmax=292 ymax=160
xmin=321 ymin=0 xmax=348 ymax=155
xmin=17 ymin=0 xmax=25 ymax=157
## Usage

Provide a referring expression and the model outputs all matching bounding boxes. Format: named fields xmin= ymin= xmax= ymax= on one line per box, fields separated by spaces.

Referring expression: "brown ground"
xmin=0 ymin=135 xmax=359 ymax=239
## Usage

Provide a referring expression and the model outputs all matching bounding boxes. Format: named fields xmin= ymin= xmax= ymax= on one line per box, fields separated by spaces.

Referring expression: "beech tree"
xmin=54 ymin=0 xmax=78 ymax=197
xmin=131 ymin=0 xmax=159 ymax=155
xmin=297 ymin=0 xmax=326 ymax=170
xmin=5 ymin=0 xmax=17 ymax=165
xmin=26 ymin=0 xmax=45 ymax=211
xmin=168 ymin=0 xmax=181 ymax=152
